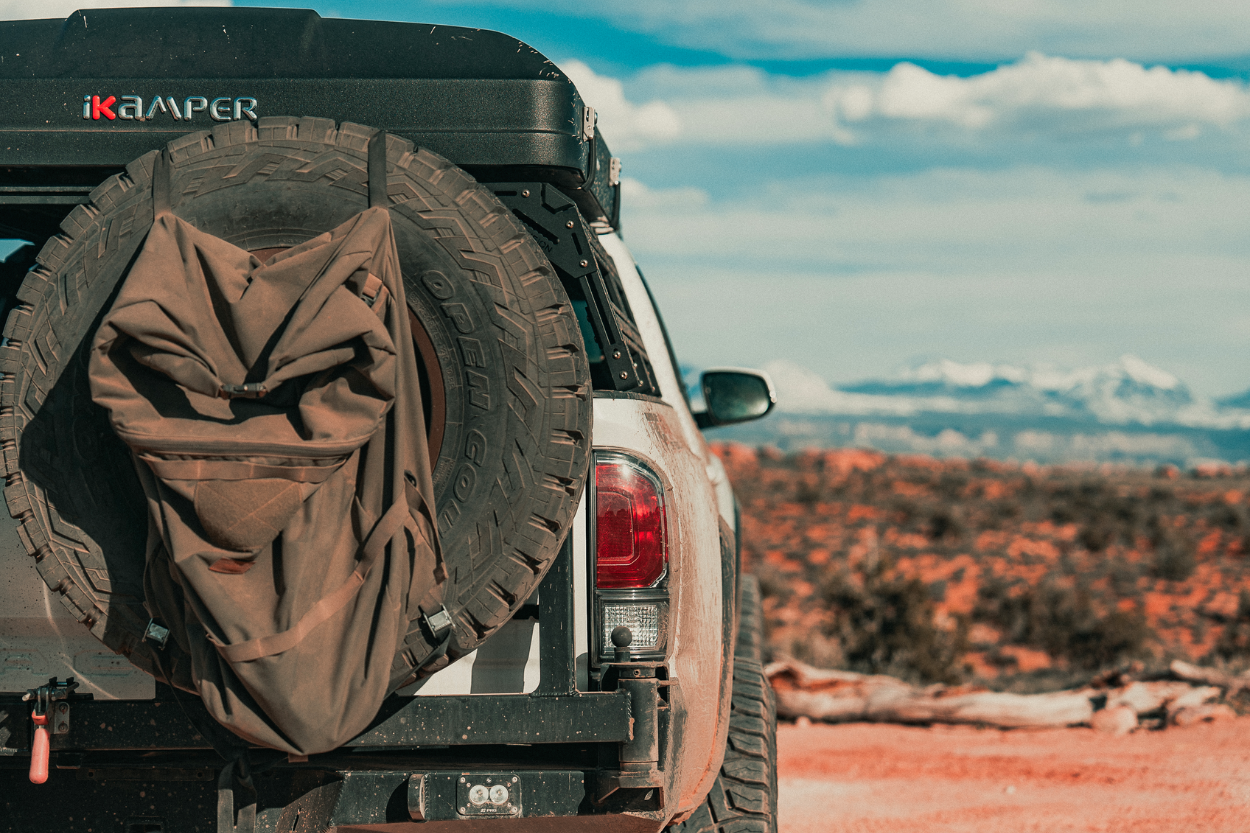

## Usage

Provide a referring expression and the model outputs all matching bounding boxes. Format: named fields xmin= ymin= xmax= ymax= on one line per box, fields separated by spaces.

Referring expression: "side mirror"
xmin=694 ymin=368 xmax=776 ymax=429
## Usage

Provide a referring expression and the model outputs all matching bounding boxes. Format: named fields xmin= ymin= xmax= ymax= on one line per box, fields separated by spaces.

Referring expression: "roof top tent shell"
xmin=0 ymin=6 xmax=619 ymax=240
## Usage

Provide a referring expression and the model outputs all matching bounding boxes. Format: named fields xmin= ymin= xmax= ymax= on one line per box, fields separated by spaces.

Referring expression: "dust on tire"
xmin=670 ymin=575 xmax=779 ymax=833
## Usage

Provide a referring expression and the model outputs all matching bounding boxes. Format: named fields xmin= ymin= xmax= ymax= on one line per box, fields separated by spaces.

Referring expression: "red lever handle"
xmin=29 ymin=713 xmax=49 ymax=784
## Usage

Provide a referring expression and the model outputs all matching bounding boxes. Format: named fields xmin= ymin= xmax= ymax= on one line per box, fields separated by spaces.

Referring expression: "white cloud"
xmin=826 ymin=54 xmax=1250 ymax=142
xmin=623 ymin=63 xmax=850 ymax=146
xmin=560 ymin=59 xmax=680 ymax=152
xmin=0 ymin=0 xmax=230 ymax=20
xmin=587 ymin=57 xmax=1250 ymax=149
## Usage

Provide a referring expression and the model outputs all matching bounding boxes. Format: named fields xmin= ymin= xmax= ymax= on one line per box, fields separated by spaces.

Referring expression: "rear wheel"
xmin=670 ymin=575 xmax=779 ymax=833
xmin=0 ymin=117 xmax=591 ymax=678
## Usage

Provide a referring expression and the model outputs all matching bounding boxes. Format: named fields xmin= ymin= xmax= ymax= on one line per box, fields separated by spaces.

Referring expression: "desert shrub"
xmin=1208 ymin=502 xmax=1248 ymax=533
xmin=1148 ymin=485 xmax=1175 ymax=502
xmin=1108 ymin=556 xmax=1143 ymax=597
xmin=1078 ymin=522 xmax=1115 ymax=552
xmin=972 ymin=575 xmax=1026 ymax=642
xmin=973 ymin=578 xmax=1151 ymax=669
xmin=753 ymin=562 xmax=788 ymax=601
xmin=787 ymin=632 xmax=844 ymax=668
xmin=1150 ymin=531 xmax=1196 ymax=582
xmin=889 ymin=498 xmax=922 ymax=532
xmin=1050 ymin=500 xmax=1077 ymax=525
xmin=936 ymin=472 xmax=969 ymax=500
xmin=820 ymin=559 xmax=968 ymax=685
xmin=927 ymin=508 xmax=963 ymax=542
xmin=794 ymin=477 xmax=822 ymax=506
xmin=993 ymin=498 xmax=1022 ymax=522
xmin=1209 ymin=590 xmax=1250 ymax=662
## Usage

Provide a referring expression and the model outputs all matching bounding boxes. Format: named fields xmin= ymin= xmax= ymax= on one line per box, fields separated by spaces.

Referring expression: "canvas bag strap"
xmin=212 ymin=477 xmax=417 ymax=664
xmin=140 ymin=456 xmax=344 ymax=484
xmin=152 ymin=148 xmax=174 ymax=219
xmin=368 ymin=129 xmax=388 ymax=208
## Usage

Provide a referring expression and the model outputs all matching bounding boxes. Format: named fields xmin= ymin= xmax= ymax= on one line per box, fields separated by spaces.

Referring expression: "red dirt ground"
xmin=778 ymin=718 xmax=1250 ymax=832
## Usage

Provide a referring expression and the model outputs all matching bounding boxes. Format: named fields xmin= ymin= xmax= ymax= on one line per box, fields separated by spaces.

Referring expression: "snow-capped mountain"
xmin=764 ymin=356 xmax=1250 ymax=430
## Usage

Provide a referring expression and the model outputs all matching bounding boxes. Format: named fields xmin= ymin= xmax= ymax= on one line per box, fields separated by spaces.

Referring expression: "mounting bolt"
xmin=460 ymin=777 xmax=466 ymax=783
xmin=612 ymin=350 xmax=622 ymax=359
xmin=619 ymin=371 xmax=628 ymax=380
xmin=521 ymin=189 xmax=530 ymax=198
xmin=566 ymin=220 xmax=575 ymax=228
xmin=57 ymin=704 xmax=67 ymax=714
xmin=579 ymin=259 xmax=589 ymax=268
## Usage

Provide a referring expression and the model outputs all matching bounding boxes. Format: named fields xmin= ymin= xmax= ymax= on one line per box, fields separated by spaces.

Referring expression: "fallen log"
xmin=1169 ymin=659 xmax=1250 ymax=695
xmin=766 ymin=659 xmax=1092 ymax=728
xmin=766 ymin=659 xmax=1225 ymax=730
xmin=1104 ymin=681 xmax=1202 ymax=715
xmin=868 ymin=687 xmax=1094 ymax=729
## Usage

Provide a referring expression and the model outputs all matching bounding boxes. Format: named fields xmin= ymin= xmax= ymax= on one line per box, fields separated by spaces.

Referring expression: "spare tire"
xmin=0 ymin=117 xmax=591 ymax=677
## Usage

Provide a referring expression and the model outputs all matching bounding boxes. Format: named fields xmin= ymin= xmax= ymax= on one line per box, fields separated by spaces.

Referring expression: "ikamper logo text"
xmin=83 ymin=95 xmax=258 ymax=121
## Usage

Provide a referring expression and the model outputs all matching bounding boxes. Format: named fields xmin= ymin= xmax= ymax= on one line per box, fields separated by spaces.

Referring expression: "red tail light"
xmin=595 ymin=456 xmax=667 ymax=589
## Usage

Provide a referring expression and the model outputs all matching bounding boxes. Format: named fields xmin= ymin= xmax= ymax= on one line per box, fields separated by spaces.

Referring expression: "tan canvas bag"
xmin=88 ymin=145 xmax=448 ymax=755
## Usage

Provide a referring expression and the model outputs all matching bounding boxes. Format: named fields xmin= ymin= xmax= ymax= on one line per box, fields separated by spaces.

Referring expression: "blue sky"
xmin=9 ymin=1 xmax=1250 ymax=398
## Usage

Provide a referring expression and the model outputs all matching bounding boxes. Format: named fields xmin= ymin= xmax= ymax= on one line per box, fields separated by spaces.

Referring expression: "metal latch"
xmin=582 ymin=105 xmax=596 ymax=141
xmin=608 ymin=157 xmax=621 ymax=188
xmin=22 ymin=677 xmax=78 ymax=784
xmin=218 ymin=382 xmax=268 ymax=400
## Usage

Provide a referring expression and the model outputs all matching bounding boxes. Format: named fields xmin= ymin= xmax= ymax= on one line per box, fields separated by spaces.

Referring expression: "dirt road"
xmin=778 ymin=718 xmax=1250 ymax=832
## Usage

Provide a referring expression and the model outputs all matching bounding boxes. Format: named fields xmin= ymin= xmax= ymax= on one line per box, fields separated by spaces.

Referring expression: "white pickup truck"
xmin=0 ymin=8 xmax=778 ymax=833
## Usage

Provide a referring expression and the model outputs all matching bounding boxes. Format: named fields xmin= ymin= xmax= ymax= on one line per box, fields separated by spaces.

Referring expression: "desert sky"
xmin=5 ymin=0 xmax=1249 ymax=398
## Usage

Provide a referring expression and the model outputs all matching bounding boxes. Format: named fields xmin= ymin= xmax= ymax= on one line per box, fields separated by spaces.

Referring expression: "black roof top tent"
xmin=0 ymin=7 xmax=619 ymax=240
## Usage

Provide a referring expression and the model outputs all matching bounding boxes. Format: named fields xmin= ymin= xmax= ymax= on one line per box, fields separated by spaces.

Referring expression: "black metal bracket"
xmin=490 ymin=183 xmax=655 ymax=394
xmin=22 ymin=677 xmax=80 ymax=737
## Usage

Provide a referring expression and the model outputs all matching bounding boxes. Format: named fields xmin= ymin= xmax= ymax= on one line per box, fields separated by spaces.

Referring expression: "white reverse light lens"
xmin=601 ymin=602 xmax=660 ymax=651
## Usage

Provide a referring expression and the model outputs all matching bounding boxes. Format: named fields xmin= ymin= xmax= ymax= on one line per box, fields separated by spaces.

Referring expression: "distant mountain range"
xmin=706 ymin=357 xmax=1250 ymax=467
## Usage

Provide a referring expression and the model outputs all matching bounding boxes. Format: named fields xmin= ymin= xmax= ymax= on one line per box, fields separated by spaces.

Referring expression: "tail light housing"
xmin=596 ymin=456 xmax=667 ymax=589
xmin=592 ymin=453 xmax=669 ymax=664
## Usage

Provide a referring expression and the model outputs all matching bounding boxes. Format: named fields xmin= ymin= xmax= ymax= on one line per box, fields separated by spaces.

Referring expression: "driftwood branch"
xmin=766 ymin=659 xmax=1229 ymax=731
xmin=1169 ymin=660 xmax=1250 ymax=696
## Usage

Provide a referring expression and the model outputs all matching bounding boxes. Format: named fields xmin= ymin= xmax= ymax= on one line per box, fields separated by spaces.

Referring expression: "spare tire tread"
xmin=0 ymin=116 xmax=591 ymax=674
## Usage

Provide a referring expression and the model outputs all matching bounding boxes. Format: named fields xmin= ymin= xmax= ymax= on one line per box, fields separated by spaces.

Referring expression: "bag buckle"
xmin=218 ymin=383 xmax=268 ymax=400
xmin=144 ymin=619 xmax=171 ymax=648
xmin=359 ymin=273 xmax=386 ymax=308
xmin=421 ymin=607 xmax=453 ymax=639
